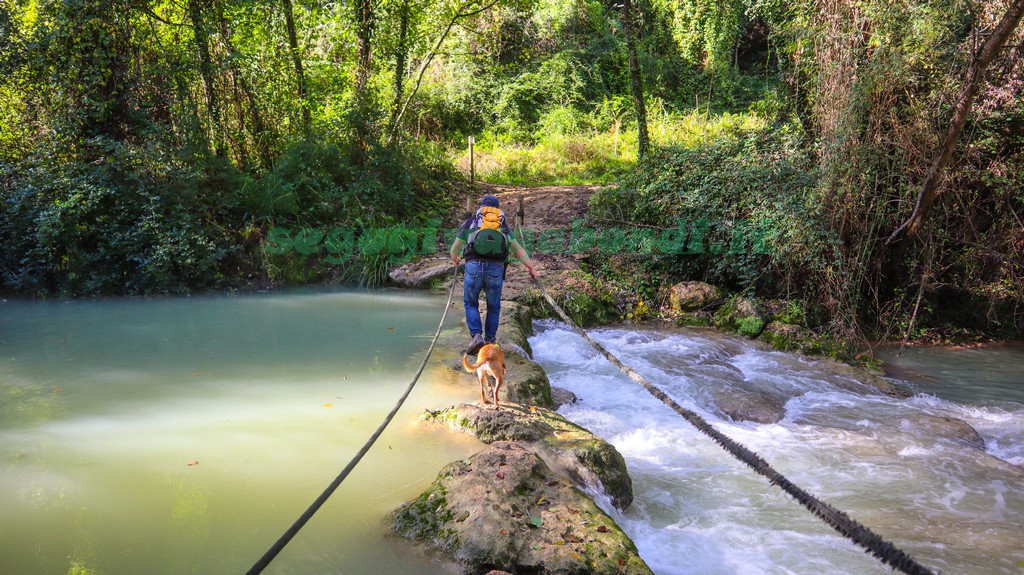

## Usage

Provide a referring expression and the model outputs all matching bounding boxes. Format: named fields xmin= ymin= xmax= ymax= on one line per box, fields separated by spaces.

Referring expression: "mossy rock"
xmin=677 ymin=312 xmax=713 ymax=328
xmin=424 ymin=403 xmax=633 ymax=510
xmin=669 ymin=281 xmax=723 ymax=313
xmin=761 ymin=322 xmax=831 ymax=355
xmin=714 ymin=296 xmax=767 ymax=338
xmin=389 ymin=441 xmax=653 ymax=575
xmin=497 ymin=301 xmax=534 ymax=358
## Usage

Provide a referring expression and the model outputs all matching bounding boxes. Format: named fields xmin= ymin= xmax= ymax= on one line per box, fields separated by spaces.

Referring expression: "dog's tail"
xmin=463 ymin=353 xmax=484 ymax=372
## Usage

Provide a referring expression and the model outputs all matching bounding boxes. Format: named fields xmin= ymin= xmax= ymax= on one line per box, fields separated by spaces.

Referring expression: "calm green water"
xmin=876 ymin=343 xmax=1024 ymax=406
xmin=0 ymin=289 xmax=478 ymax=575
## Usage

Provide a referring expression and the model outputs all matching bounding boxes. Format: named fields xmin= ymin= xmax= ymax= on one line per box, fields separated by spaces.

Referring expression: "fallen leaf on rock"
xmin=186 ymin=460 xmax=199 ymax=466
xmin=546 ymin=480 xmax=559 ymax=486
xmin=596 ymin=525 xmax=609 ymax=533
xmin=500 ymin=529 xmax=508 ymax=536
xmin=387 ymin=327 xmax=396 ymax=332
xmin=324 ymin=403 xmax=333 ymax=407
xmin=529 ymin=515 xmax=543 ymax=528
xmin=191 ymin=373 xmax=199 ymax=377
xmin=496 ymin=471 xmax=505 ymax=479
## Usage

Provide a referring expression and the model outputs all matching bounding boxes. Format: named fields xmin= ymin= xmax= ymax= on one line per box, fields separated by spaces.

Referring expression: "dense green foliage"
xmin=588 ymin=0 xmax=1023 ymax=340
xmin=1 ymin=0 xmax=1021 ymax=341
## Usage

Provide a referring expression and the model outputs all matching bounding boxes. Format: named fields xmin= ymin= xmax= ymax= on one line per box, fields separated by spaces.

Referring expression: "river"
xmin=0 ymin=289 xmax=478 ymax=575
xmin=530 ymin=321 xmax=1024 ymax=575
xmin=2 ymin=291 xmax=1022 ymax=575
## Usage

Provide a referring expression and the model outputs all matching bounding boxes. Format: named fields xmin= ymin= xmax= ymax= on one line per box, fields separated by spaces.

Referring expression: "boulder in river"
xmin=423 ymin=403 xmax=633 ymax=510
xmin=389 ymin=440 xmax=653 ymax=575
xmin=389 ymin=256 xmax=455 ymax=288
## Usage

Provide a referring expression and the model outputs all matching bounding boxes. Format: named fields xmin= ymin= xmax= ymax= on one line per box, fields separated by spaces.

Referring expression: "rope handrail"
xmin=529 ymin=276 xmax=938 ymax=575
xmin=245 ymin=268 xmax=459 ymax=575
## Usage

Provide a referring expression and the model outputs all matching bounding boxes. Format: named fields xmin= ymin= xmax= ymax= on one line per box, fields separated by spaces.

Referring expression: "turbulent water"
xmin=3 ymin=289 xmax=1022 ymax=575
xmin=530 ymin=321 xmax=1024 ymax=575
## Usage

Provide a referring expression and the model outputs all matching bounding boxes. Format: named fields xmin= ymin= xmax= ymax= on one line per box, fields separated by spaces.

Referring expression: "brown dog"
xmin=463 ymin=344 xmax=506 ymax=409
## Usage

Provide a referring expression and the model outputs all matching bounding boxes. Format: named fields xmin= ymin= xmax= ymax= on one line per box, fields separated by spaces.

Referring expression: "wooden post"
xmin=465 ymin=135 xmax=476 ymax=213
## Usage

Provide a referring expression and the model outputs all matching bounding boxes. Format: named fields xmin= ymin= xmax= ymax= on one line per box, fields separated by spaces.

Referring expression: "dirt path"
xmin=480 ymin=184 xmax=601 ymax=299
xmin=390 ymin=184 xmax=603 ymax=301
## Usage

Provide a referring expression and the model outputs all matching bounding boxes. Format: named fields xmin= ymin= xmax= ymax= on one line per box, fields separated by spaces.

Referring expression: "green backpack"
xmin=467 ymin=227 xmax=510 ymax=260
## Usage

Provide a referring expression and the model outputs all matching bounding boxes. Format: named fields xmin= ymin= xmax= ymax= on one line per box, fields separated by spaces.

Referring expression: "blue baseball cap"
xmin=481 ymin=195 xmax=499 ymax=208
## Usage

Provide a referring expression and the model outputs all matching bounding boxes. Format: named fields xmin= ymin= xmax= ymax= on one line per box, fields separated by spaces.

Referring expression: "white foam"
xmin=530 ymin=321 xmax=1024 ymax=575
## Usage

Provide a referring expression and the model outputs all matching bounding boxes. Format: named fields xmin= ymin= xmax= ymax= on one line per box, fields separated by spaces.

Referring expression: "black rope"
xmin=245 ymin=269 xmax=459 ymax=575
xmin=530 ymin=277 xmax=938 ymax=575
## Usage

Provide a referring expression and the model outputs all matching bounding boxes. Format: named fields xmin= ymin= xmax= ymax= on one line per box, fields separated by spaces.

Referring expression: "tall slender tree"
xmin=281 ymin=0 xmax=311 ymax=138
xmin=623 ymin=0 xmax=649 ymax=160
xmin=389 ymin=0 xmax=412 ymax=131
xmin=217 ymin=13 xmax=273 ymax=168
xmin=386 ymin=0 xmax=502 ymax=143
xmin=884 ymin=0 xmax=1024 ymax=263
xmin=352 ymin=0 xmax=377 ymax=152
xmin=187 ymin=0 xmax=224 ymax=156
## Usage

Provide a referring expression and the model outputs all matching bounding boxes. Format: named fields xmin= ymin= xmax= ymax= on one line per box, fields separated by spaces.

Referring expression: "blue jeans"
xmin=463 ymin=260 xmax=505 ymax=343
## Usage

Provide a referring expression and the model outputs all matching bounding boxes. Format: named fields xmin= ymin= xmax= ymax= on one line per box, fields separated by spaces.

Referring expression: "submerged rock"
xmin=901 ymin=414 xmax=986 ymax=449
xmin=550 ymin=386 xmax=578 ymax=409
xmin=707 ymin=386 xmax=787 ymax=424
xmin=389 ymin=441 xmax=653 ymax=575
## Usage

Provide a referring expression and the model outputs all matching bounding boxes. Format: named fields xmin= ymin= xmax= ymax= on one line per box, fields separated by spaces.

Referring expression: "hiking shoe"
xmin=465 ymin=334 xmax=485 ymax=355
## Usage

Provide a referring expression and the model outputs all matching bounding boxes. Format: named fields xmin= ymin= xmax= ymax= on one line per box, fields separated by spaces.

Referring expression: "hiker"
xmin=450 ymin=194 xmax=537 ymax=354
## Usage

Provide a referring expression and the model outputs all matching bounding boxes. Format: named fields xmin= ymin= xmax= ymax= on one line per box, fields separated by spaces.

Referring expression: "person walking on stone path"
xmin=450 ymin=195 xmax=537 ymax=354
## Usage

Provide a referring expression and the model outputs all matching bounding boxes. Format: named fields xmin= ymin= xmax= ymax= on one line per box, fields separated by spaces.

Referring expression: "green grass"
xmin=449 ymin=107 xmax=769 ymax=186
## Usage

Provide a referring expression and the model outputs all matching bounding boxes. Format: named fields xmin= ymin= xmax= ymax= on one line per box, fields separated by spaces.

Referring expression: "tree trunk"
xmin=885 ymin=0 xmax=1024 ymax=258
xmin=353 ymin=0 xmax=376 ymax=152
xmin=389 ymin=0 xmax=411 ymax=132
xmin=623 ymin=0 xmax=649 ymax=160
xmin=281 ymin=0 xmax=310 ymax=138
xmin=387 ymin=0 xmax=501 ymax=145
xmin=218 ymin=15 xmax=273 ymax=168
xmin=187 ymin=0 xmax=224 ymax=156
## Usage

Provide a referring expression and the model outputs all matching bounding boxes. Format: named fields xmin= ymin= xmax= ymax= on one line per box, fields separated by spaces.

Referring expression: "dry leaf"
xmin=186 ymin=460 xmax=199 ymax=466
